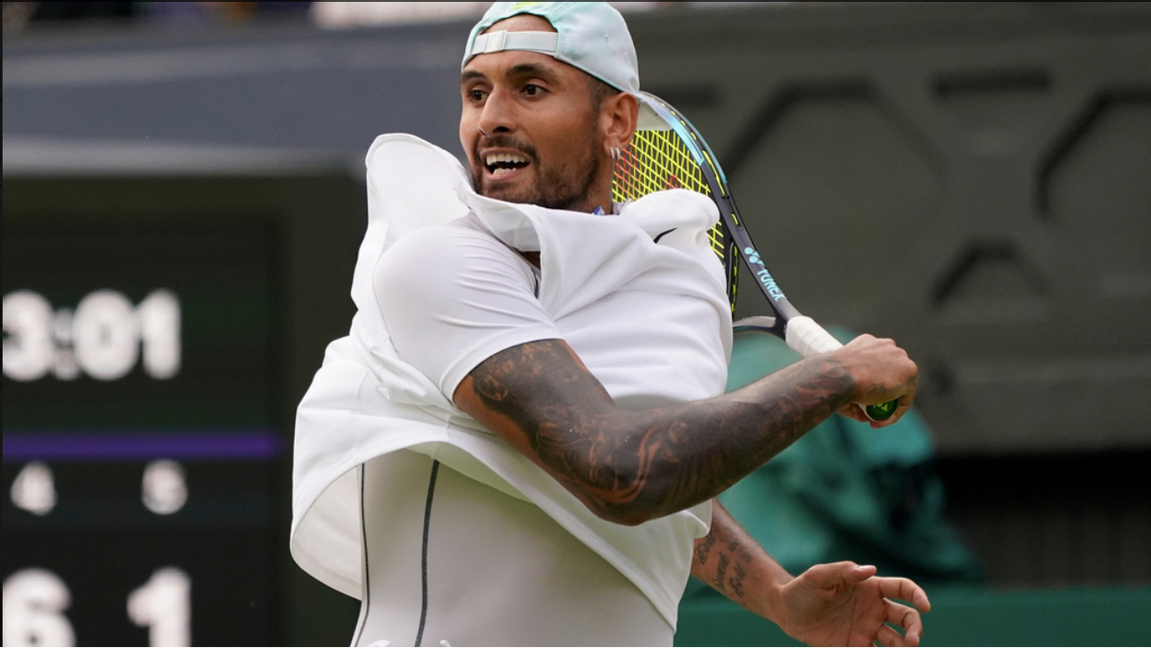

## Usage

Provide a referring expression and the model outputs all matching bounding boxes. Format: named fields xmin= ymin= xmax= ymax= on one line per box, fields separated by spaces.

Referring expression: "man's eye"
xmin=523 ymin=84 xmax=543 ymax=96
xmin=468 ymin=89 xmax=486 ymax=102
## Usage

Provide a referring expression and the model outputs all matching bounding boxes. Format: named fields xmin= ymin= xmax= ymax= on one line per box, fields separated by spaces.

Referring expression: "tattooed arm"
xmin=694 ymin=501 xmax=931 ymax=647
xmin=691 ymin=500 xmax=790 ymax=622
xmin=452 ymin=334 xmax=915 ymax=525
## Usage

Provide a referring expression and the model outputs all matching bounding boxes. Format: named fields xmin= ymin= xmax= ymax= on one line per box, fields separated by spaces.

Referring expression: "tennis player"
xmin=291 ymin=3 xmax=928 ymax=646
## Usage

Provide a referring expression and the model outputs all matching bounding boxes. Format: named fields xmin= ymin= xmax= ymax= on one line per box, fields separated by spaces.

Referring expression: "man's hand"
xmin=775 ymin=561 xmax=931 ymax=648
xmin=832 ymin=334 xmax=918 ymax=428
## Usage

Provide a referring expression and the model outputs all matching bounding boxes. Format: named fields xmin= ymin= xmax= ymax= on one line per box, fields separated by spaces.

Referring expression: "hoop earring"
xmin=609 ymin=146 xmax=621 ymax=161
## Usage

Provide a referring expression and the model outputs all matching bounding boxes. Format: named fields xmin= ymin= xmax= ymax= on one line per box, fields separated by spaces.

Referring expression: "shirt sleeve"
xmin=374 ymin=221 xmax=561 ymax=400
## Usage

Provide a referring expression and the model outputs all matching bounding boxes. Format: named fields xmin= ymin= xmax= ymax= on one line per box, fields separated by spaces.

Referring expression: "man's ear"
xmin=602 ymin=91 xmax=638 ymax=152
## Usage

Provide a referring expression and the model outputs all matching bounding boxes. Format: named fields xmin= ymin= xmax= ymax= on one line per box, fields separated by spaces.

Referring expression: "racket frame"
xmin=624 ymin=92 xmax=898 ymax=421
xmin=632 ymin=92 xmax=802 ymax=333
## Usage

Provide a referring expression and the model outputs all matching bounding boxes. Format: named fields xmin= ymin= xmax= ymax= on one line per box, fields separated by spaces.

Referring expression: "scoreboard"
xmin=3 ymin=171 xmax=364 ymax=647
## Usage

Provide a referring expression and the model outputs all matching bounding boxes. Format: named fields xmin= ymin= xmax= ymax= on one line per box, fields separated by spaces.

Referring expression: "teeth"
xmin=485 ymin=153 xmax=528 ymax=166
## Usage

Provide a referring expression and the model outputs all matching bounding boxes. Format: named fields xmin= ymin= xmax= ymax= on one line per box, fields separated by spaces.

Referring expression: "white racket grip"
xmin=785 ymin=316 xmax=844 ymax=358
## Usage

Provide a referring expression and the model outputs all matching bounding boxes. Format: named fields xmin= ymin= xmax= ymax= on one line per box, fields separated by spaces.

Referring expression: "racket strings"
xmin=613 ymin=130 xmax=729 ymax=263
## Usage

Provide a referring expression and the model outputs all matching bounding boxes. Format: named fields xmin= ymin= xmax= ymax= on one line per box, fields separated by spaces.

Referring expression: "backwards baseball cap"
xmin=462 ymin=2 xmax=662 ymax=129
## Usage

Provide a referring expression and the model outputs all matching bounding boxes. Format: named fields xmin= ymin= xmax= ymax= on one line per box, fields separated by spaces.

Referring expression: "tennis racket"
xmin=612 ymin=91 xmax=899 ymax=421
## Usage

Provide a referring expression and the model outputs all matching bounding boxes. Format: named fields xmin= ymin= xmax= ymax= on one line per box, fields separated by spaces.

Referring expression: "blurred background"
xmin=4 ymin=2 xmax=1149 ymax=646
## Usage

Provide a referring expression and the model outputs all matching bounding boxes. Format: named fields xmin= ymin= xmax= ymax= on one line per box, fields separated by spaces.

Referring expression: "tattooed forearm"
xmin=694 ymin=530 xmax=755 ymax=603
xmin=464 ymin=338 xmax=856 ymax=523
xmin=691 ymin=503 xmax=780 ymax=612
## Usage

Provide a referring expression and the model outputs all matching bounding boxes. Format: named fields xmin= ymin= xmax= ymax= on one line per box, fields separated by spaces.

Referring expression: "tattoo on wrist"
xmin=694 ymin=534 xmax=718 ymax=565
xmin=697 ymin=540 xmax=751 ymax=601
xmin=712 ymin=553 xmax=730 ymax=591
xmin=729 ymin=562 xmax=747 ymax=599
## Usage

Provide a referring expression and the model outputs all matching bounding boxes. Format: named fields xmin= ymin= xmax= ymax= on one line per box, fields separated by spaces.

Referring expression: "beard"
xmin=471 ymin=130 xmax=602 ymax=212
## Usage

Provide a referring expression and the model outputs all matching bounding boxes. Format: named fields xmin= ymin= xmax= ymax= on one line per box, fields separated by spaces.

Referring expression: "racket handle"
xmin=784 ymin=316 xmax=899 ymax=422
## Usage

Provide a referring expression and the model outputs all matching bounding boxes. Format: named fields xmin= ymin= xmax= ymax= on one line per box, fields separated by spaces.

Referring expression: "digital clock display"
xmin=3 ymin=198 xmax=284 ymax=647
xmin=4 ymin=288 xmax=181 ymax=383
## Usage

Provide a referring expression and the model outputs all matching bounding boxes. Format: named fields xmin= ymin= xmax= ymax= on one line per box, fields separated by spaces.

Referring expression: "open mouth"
xmin=485 ymin=152 xmax=530 ymax=177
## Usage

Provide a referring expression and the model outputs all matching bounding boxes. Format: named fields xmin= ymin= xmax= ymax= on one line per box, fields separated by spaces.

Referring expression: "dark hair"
xmin=587 ymin=75 xmax=622 ymax=110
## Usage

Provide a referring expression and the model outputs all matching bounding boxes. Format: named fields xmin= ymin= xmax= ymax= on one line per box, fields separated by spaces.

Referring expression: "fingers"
xmin=837 ymin=568 xmax=931 ymax=647
xmin=839 ymin=334 xmax=918 ymax=413
xmin=835 ymin=335 xmax=918 ymax=429
xmin=847 ymin=562 xmax=878 ymax=582
xmin=881 ymin=600 xmax=923 ymax=647
xmin=875 ymin=622 xmax=910 ymax=648
xmin=871 ymin=596 xmax=925 ymax=647
xmin=801 ymin=561 xmax=876 ymax=589
xmin=875 ymin=576 xmax=932 ymax=612
xmin=839 ymin=402 xmax=911 ymax=429
xmin=794 ymin=565 xmax=930 ymax=647
xmin=873 ymin=577 xmax=930 ymax=647
xmin=864 ymin=379 xmax=916 ymax=428
xmin=866 ymin=402 xmax=909 ymax=429
xmin=838 ymin=404 xmax=870 ymax=424
xmin=814 ymin=564 xmax=931 ymax=613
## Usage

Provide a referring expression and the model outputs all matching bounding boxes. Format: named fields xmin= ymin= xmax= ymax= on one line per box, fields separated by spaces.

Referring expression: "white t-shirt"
xmin=366 ymin=209 xmax=736 ymax=643
xmin=376 ymin=213 xmax=729 ymax=412
xmin=354 ymin=449 xmax=677 ymax=646
xmin=375 ymin=214 xmax=554 ymax=403
xmin=290 ymin=134 xmax=733 ymax=631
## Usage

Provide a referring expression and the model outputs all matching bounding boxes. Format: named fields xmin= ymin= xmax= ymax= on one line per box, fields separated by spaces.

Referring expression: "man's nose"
xmin=478 ymin=90 xmax=515 ymax=136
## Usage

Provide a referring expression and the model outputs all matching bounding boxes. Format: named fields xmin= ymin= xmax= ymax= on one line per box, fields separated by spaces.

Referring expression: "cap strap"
xmin=468 ymin=31 xmax=559 ymax=58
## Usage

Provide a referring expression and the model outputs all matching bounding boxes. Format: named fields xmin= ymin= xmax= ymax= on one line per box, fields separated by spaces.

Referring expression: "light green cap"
xmin=463 ymin=2 xmax=640 ymax=95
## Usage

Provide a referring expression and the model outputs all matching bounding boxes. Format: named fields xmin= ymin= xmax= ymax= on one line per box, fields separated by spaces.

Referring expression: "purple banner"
xmin=2 ymin=430 xmax=282 ymax=462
